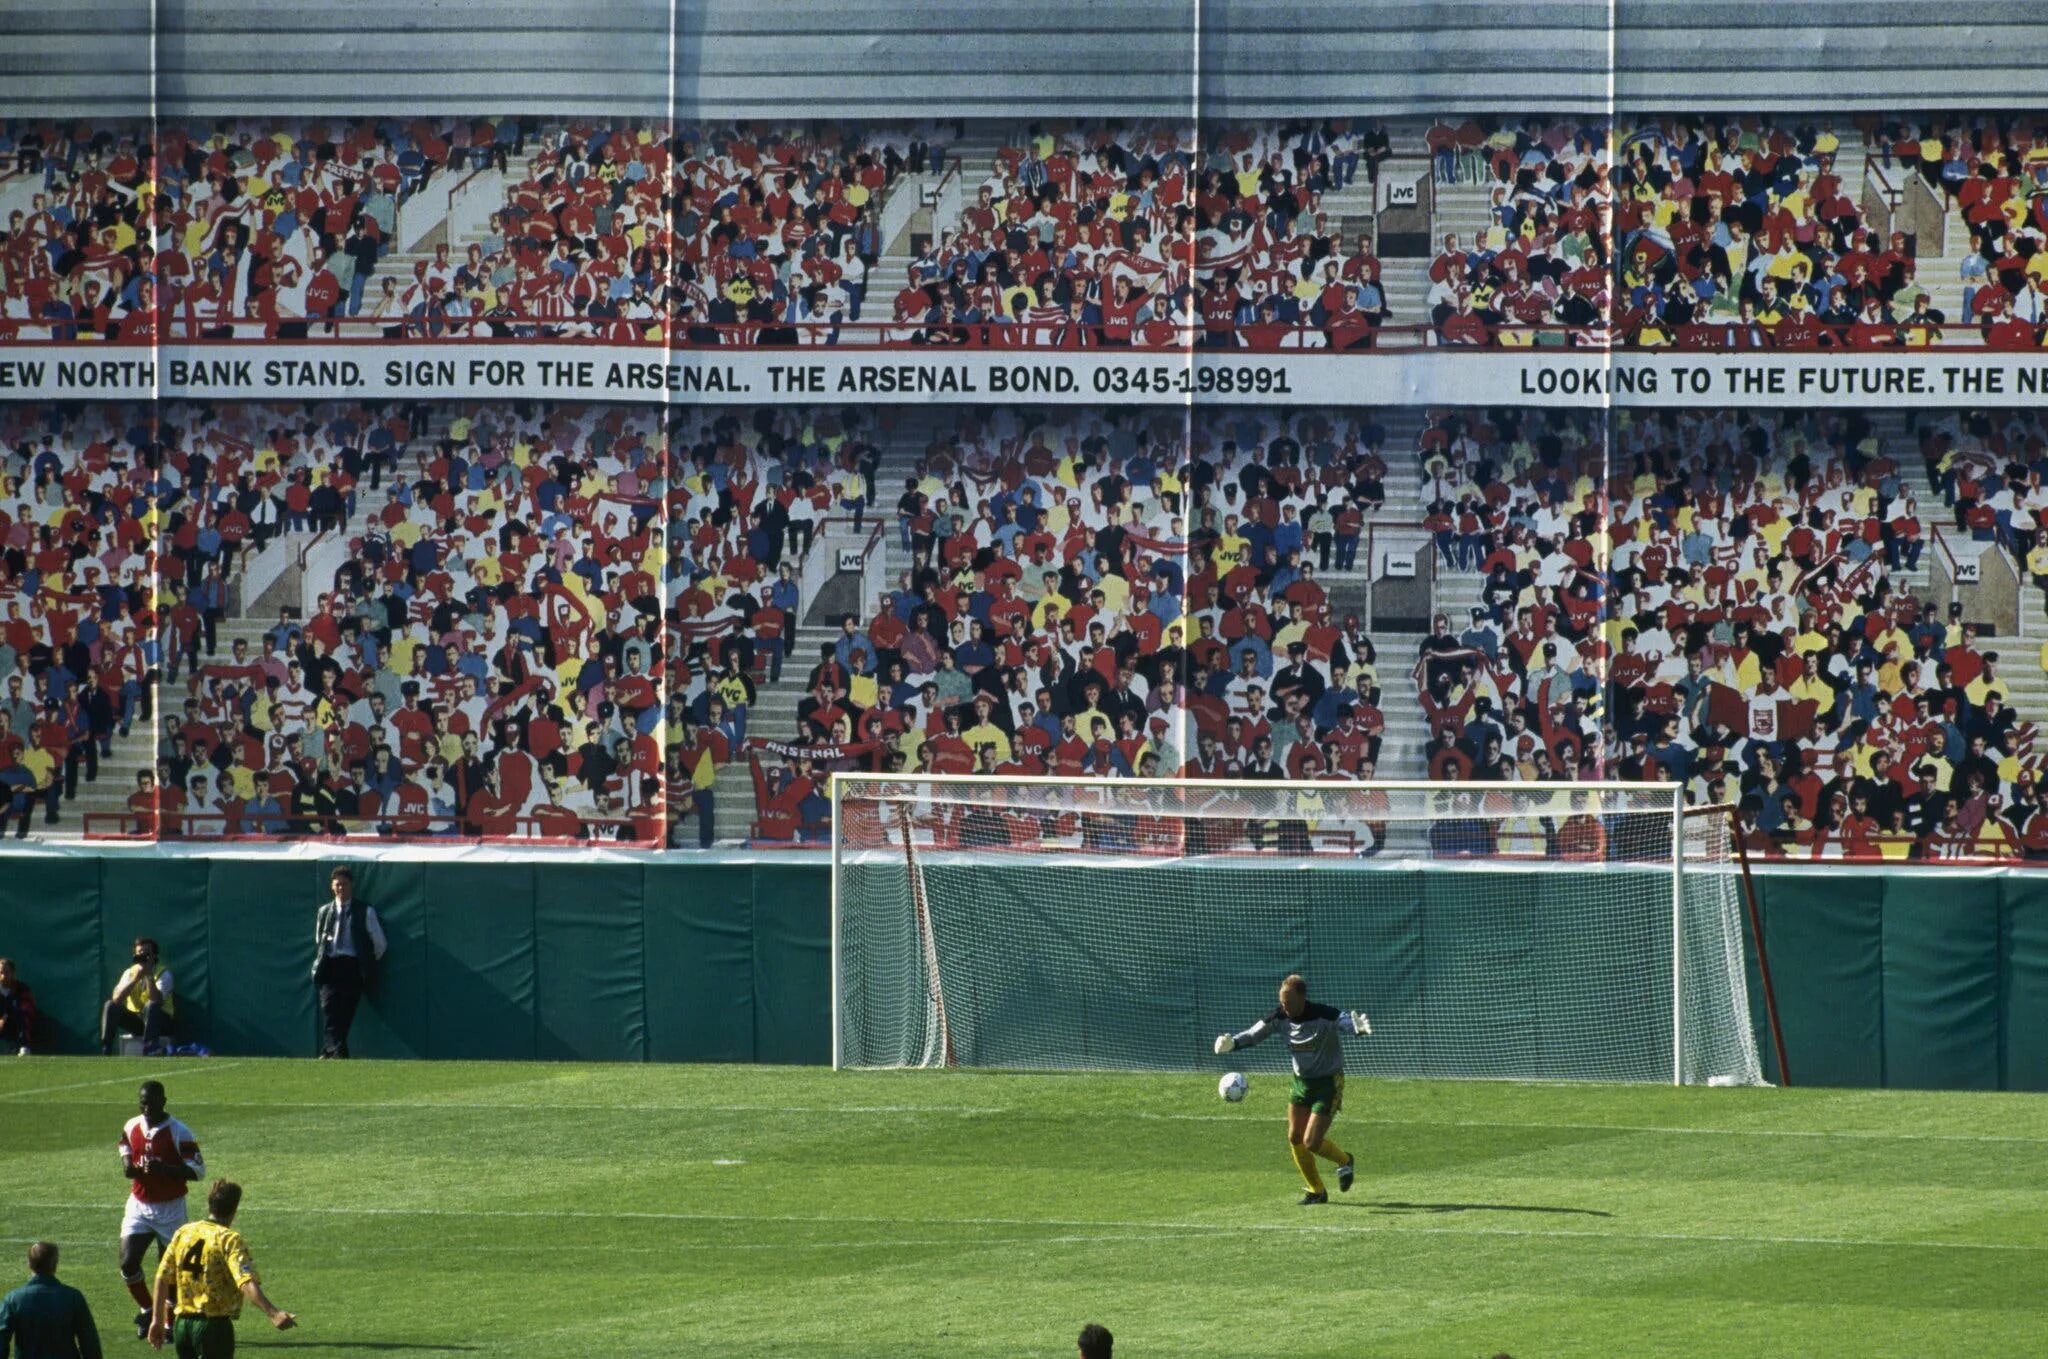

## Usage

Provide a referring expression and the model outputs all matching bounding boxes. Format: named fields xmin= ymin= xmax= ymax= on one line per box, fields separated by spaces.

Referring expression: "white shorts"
xmin=120 ymin=1195 xmax=188 ymax=1246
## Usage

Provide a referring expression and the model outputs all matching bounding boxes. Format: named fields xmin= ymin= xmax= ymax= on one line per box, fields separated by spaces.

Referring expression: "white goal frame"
xmin=830 ymin=775 xmax=1770 ymax=1084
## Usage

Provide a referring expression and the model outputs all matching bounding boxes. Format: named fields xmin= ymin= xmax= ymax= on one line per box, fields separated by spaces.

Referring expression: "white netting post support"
xmin=897 ymin=801 xmax=955 ymax=1069
xmin=1670 ymin=785 xmax=1685 ymax=1087
xmin=1678 ymin=803 xmax=1771 ymax=1088
xmin=830 ymin=775 xmax=843 ymax=1071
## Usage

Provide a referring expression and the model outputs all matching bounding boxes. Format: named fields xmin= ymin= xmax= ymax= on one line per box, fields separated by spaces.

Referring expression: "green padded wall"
xmin=646 ymin=863 xmax=756 ymax=1063
xmin=2001 ymin=875 xmax=2048 ymax=1091
xmin=9 ymin=857 xmax=99 ymax=1054
xmin=1755 ymin=869 xmax=1884 ymax=1088
xmin=1 ymin=855 xmax=2044 ymax=1089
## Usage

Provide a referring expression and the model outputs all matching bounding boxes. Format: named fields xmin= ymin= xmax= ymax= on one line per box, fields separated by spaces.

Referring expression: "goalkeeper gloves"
xmin=1213 ymin=1033 xmax=1236 ymax=1055
xmin=1348 ymin=1010 xmax=1373 ymax=1036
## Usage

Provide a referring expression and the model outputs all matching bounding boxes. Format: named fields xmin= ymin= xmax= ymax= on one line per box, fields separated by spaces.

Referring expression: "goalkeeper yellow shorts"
xmin=1288 ymin=1073 xmax=1343 ymax=1116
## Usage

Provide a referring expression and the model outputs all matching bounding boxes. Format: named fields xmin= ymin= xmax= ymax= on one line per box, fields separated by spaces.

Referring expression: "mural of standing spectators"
xmin=1407 ymin=403 xmax=2044 ymax=861
xmin=0 ymin=401 xmax=156 ymax=838
xmin=661 ymin=404 xmax=889 ymax=846
xmin=736 ymin=406 xmax=1193 ymax=846
xmin=0 ymin=395 xmax=2041 ymax=864
xmin=107 ymin=399 xmax=664 ymax=843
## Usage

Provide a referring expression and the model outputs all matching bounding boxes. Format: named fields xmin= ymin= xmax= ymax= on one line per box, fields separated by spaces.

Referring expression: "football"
xmin=1218 ymin=1071 xmax=1248 ymax=1102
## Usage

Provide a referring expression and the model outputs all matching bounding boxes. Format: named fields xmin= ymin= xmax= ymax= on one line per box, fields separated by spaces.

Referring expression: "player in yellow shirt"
xmin=148 ymin=1180 xmax=294 ymax=1357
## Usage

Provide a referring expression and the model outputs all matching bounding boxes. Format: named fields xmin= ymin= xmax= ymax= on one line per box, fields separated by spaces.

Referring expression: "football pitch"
xmin=2 ymin=1060 xmax=2044 ymax=1357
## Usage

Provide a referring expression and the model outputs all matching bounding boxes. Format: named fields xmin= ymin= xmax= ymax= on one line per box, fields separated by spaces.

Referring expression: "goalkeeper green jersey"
xmin=1230 ymin=1002 xmax=1362 ymax=1079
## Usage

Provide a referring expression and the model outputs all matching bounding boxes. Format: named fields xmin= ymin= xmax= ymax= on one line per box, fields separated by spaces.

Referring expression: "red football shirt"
xmin=121 ymin=1113 xmax=202 ymax=1204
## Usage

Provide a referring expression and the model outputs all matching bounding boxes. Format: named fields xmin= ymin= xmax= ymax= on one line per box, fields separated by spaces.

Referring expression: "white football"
xmin=1218 ymin=1071 xmax=1249 ymax=1102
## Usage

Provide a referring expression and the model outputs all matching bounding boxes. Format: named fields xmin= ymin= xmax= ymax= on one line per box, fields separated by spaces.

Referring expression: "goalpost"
xmin=831 ymin=776 xmax=1780 ymax=1087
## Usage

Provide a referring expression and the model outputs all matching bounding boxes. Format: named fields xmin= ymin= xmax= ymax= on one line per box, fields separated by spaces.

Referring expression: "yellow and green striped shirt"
xmin=157 ymin=1219 xmax=258 ymax=1319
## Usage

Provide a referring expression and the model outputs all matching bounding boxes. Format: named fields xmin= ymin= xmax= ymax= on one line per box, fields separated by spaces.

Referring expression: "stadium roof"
xmin=2 ymin=0 xmax=2044 ymax=117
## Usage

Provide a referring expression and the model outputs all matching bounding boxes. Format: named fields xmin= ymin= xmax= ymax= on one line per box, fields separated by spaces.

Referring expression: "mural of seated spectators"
xmin=0 ymin=117 xmax=757 ymax=343
xmin=894 ymin=123 xmax=1194 ymax=350
xmin=0 ymin=116 xmax=953 ymax=346
xmin=1915 ymin=410 xmax=2048 ymax=560
xmin=894 ymin=122 xmax=1395 ymax=351
xmin=0 ymin=115 xmax=661 ymax=343
xmin=12 ymin=112 xmax=2041 ymax=353
xmin=378 ymin=120 xmax=673 ymax=341
xmin=1416 ymin=114 xmax=2037 ymax=349
xmin=0 ymin=121 xmax=157 ymax=341
xmin=1187 ymin=123 xmax=1391 ymax=353
xmin=1857 ymin=115 xmax=2048 ymax=345
xmin=672 ymin=124 xmax=943 ymax=346
xmin=149 ymin=119 xmax=531 ymax=341
xmin=1606 ymin=120 xmax=1905 ymax=349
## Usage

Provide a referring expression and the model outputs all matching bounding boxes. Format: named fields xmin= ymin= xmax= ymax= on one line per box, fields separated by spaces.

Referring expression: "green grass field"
xmin=2 ymin=1059 xmax=2044 ymax=1357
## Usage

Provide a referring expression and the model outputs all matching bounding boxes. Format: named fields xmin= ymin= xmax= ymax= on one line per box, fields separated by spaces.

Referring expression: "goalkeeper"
xmin=1214 ymin=974 xmax=1369 ymax=1205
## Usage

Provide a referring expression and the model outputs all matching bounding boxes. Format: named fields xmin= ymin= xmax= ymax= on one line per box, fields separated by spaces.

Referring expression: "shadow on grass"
xmin=1352 ymin=1200 xmax=1614 ymax=1218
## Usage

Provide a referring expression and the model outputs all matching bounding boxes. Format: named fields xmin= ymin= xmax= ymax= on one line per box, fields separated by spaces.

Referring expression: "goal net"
xmin=831 ymin=777 xmax=1766 ymax=1086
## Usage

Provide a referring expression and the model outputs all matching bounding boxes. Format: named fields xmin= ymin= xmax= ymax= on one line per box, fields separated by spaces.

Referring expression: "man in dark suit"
xmin=0 ymin=957 xmax=35 ymax=1055
xmin=0 ymin=1241 xmax=102 ymax=1359
xmin=311 ymin=867 xmax=386 ymax=1059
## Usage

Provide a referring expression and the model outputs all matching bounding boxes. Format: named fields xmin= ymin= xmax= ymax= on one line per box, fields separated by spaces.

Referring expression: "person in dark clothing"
xmin=0 ymin=957 xmax=34 ymax=1055
xmin=311 ymin=867 xmax=386 ymax=1058
xmin=0 ymin=1241 xmax=103 ymax=1359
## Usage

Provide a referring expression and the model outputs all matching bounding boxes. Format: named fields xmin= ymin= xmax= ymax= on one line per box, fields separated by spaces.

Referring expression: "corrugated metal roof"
xmin=0 ymin=0 xmax=2043 ymax=118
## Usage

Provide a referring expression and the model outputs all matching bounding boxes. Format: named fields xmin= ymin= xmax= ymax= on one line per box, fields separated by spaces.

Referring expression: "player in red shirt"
xmin=119 ymin=1079 xmax=204 ymax=1338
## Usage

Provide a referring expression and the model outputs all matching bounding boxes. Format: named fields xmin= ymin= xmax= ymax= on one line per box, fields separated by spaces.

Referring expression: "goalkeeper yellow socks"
xmin=1290 ymin=1143 xmax=1325 ymax=1194
xmin=1312 ymin=1138 xmax=1351 ymax=1167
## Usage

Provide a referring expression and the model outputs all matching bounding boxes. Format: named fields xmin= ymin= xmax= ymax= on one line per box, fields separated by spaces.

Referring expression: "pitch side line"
xmin=0 ymin=1232 xmax=1202 ymax=1254
xmin=1138 ymin=1112 xmax=2048 ymax=1146
xmin=39 ymin=1096 xmax=2048 ymax=1146
xmin=0 ymin=1061 xmax=253 ymax=1101
xmin=72 ymin=1099 xmax=1016 ymax=1117
xmin=4 ymin=1202 xmax=2040 ymax=1254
